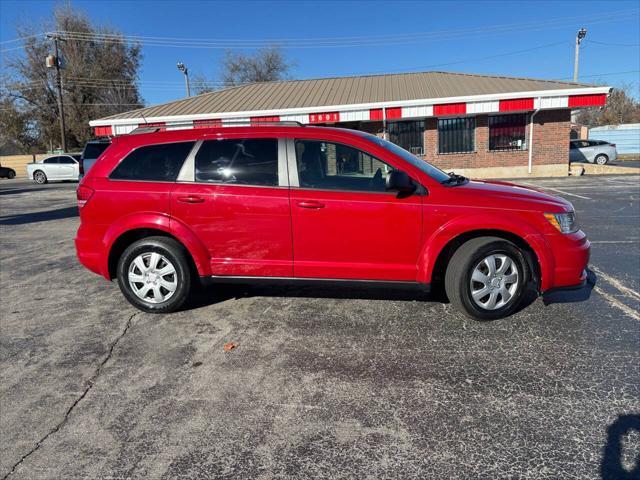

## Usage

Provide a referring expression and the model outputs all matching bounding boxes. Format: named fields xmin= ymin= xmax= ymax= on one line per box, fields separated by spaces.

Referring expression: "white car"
xmin=26 ymin=154 xmax=81 ymax=184
xmin=569 ymin=140 xmax=618 ymax=165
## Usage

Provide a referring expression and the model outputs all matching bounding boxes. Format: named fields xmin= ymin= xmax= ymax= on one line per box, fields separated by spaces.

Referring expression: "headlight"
xmin=544 ymin=212 xmax=578 ymax=234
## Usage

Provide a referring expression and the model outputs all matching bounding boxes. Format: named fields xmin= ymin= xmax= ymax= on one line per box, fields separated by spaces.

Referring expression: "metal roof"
xmin=97 ymin=71 xmax=598 ymax=122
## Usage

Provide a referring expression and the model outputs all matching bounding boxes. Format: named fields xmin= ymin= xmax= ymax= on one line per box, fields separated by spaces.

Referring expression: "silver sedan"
xmin=569 ymin=139 xmax=618 ymax=165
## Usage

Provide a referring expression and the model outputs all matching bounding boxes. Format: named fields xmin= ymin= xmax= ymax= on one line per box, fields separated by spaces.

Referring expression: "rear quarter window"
xmin=110 ymin=142 xmax=195 ymax=182
xmin=83 ymin=142 xmax=111 ymax=160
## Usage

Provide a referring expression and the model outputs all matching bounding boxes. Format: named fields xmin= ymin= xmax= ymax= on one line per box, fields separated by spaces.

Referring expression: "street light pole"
xmin=46 ymin=33 xmax=67 ymax=152
xmin=573 ymin=28 xmax=587 ymax=83
xmin=177 ymin=62 xmax=190 ymax=97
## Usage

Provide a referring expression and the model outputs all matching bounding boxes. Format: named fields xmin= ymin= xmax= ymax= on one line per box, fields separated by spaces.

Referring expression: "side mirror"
xmin=386 ymin=170 xmax=416 ymax=197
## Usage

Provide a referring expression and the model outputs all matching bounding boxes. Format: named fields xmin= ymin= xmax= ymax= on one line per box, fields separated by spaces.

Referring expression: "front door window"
xmin=295 ymin=140 xmax=394 ymax=193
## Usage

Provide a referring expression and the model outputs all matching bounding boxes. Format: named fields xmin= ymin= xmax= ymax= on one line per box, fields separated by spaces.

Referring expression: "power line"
xmin=0 ymin=33 xmax=44 ymax=44
xmin=1 ymin=11 xmax=636 ymax=55
xmin=558 ymin=69 xmax=640 ymax=80
xmin=3 ymin=9 xmax=636 ymax=48
xmin=586 ymin=40 xmax=640 ymax=47
xmin=49 ymin=9 xmax=638 ymax=49
xmin=1 ymin=40 xmax=572 ymax=91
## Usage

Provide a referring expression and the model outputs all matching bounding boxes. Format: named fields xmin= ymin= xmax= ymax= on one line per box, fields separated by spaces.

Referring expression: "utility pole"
xmin=573 ymin=28 xmax=587 ymax=83
xmin=46 ymin=33 xmax=67 ymax=152
xmin=177 ymin=62 xmax=191 ymax=97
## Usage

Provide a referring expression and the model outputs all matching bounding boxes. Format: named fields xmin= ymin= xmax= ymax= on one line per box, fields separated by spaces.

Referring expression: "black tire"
xmin=7 ymin=170 xmax=16 ymax=179
xmin=444 ymin=237 xmax=530 ymax=320
xmin=116 ymin=236 xmax=192 ymax=313
xmin=595 ymin=154 xmax=609 ymax=165
xmin=33 ymin=170 xmax=47 ymax=184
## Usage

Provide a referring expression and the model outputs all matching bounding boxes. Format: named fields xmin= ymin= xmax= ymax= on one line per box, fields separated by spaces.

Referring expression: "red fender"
xmin=418 ymin=213 xmax=555 ymax=291
xmin=101 ymin=212 xmax=211 ymax=279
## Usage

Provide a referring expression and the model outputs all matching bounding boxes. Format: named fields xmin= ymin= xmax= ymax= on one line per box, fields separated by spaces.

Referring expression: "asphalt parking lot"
xmin=1 ymin=175 xmax=638 ymax=479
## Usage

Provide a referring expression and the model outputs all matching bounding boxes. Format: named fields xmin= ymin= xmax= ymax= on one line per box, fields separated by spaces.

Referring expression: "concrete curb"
xmin=570 ymin=163 xmax=640 ymax=176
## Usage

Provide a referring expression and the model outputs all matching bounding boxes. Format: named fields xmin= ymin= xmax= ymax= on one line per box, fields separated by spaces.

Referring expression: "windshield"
xmin=83 ymin=142 xmax=110 ymax=160
xmin=366 ymin=135 xmax=451 ymax=183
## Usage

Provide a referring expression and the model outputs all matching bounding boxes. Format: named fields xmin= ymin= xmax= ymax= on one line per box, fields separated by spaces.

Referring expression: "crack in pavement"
xmin=2 ymin=312 xmax=138 ymax=480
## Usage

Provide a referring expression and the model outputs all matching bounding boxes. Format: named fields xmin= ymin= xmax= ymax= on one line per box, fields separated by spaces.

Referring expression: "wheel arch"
xmin=422 ymin=228 xmax=548 ymax=292
xmin=103 ymin=216 xmax=210 ymax=280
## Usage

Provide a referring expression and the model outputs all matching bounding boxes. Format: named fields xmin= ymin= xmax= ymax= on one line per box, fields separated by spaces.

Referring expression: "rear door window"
xmin=195 ymin=138 xmax=278 ymax=186
xmin=110 ymin=142 xmax=195 ymax=182
xmin=43 ymin=157 xmax=59 ymax=164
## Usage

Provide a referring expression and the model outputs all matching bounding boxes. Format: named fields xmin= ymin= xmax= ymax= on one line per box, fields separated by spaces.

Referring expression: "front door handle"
xmin=177 ymin=195 xmax=205 ymax=204
xmin=297 ymin=200 xmax=325 ymax=209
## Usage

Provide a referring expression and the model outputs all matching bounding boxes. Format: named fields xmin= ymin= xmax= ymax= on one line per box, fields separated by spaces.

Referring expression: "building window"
xmin=438 ymin=117 xmax=475 ymax=154
xmin=388 ymin=121 xmax=425 ymax=156
xmin=489 ymin=114 xmax=528 ymax=151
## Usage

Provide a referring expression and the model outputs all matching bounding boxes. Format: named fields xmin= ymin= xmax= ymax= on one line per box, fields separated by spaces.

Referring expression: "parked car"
xmin=0 ymin=163 xmax=16 ymax=179
xmin=26 ymin=154 xmax=81 ymax=184
xmin=569 ymin=139 xmax=617 ymax=165
xmin=79 ymin=138 xmax=111 ymax=178
xmin=75 ymin=125 xmax=590 ymax=320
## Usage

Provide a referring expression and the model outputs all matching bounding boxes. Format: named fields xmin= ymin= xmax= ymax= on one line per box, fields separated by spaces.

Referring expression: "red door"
xmin=289 ymin=139 xmax=422 ymax=281
xmin=170 ymin=137 xmax=292 ymax=277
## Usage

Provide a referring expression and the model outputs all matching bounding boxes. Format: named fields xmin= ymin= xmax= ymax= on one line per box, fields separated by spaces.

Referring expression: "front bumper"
xmin=543 ymin=230 xmax=591 ymax=291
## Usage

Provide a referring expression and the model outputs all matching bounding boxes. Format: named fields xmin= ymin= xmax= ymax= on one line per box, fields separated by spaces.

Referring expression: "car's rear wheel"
xmin=445 ymin=237 xmax=529 ymax=320
xmin=7 ymin=170 xmax=16 ymax=179
xmin=117 ymin=236 xmax=192 ymax=313
xmin=595 ymin=154 xmax=609 ymax=165
xmin=33 ymin=170 xmax=47 ymax=184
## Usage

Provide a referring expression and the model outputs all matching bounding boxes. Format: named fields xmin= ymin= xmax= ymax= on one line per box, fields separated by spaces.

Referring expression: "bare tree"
xmin=191 ymin=73 xmax=218 ymax=95
xmin=2 ymin=4 xmax=144 ymax=151
xmin=577 ymin=82 xmax=640 ymax=127
xmin=220 ymin=47 xmax=293 ymax=87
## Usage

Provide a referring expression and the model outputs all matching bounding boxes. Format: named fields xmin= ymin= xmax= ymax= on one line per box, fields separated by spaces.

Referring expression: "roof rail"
xmin=128 ymin=119 xmax=305 ymax=135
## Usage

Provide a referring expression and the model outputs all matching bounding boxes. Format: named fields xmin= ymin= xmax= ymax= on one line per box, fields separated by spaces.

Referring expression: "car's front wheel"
xmin=7 ymin=170 xmax=16 ymax=179
xmin=595 ymin=154 xmax=609 ymax=165
xmin=117 ymin=236 xmax=192 ymax=313
xmin=33 ymin=170 xmax=47 ymax=184
xmin=445 ymin=237 xmax=530 ymax=320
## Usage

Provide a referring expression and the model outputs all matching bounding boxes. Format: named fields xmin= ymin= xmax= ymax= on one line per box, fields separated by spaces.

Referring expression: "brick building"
xmin=90 ymin=71 xmax=610 ymax=177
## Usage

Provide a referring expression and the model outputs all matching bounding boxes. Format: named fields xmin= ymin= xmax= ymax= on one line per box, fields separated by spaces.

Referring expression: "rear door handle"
xmin=297 ymin=200 xmax=325 ymax=209
xmin=177 ymin=195 xmax=205 ymax=204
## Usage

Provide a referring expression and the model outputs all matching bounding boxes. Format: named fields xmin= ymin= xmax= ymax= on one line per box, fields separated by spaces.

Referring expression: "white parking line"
xmin=525 ymin=184 xmax=592 ymax=200
xmin=594 ymin=286 xmax=640 ymax=321
xmin=590 ymin=240 xmax=640 ymax=244
xmin=605 ymin=178 xmax=640 ymax=186
xmin=591 ymin=266 xmax=640 ymax=302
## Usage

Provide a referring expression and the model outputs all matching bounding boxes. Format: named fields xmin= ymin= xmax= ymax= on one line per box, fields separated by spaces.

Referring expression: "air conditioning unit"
xmin=410 ymin=146 xmax=424 ymax=156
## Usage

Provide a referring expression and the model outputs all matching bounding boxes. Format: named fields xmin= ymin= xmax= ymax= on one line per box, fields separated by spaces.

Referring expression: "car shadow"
xmin=187 ymin=282 xmax=435 ymax=310
xmin=601 ymin=414 xmax=640 ymax=479
xmin=186 ymin=280 xmax=542 ymax=317
xmin=542 ymin=268 xmax=596 ymax=305
xmin=0 ymin=206 xmax=78 ymax=226
xmin=0 ymin=187 xmax=52 ymax=196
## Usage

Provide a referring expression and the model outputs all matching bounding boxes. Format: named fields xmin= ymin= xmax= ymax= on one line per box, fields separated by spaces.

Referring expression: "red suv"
xmin=75 ymin=125 xmax=589 ymax=320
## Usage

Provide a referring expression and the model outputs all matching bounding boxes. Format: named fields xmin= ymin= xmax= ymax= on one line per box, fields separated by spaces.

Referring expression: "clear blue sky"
xmin=1 ymin=0 xmax=639 ymax=106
